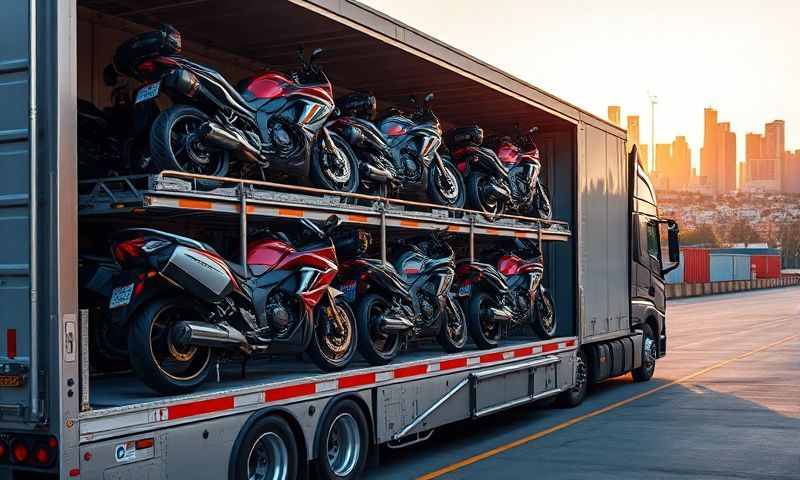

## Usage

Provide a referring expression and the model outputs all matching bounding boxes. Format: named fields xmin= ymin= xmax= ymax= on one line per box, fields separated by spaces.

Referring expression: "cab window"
xmin=647 ymin=222 xmax=661 ymax=262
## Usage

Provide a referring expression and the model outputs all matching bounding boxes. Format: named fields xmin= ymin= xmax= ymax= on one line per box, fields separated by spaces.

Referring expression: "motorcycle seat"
xmin=227 ymin=261 xmax=251 ymax=279
xmin=184 ymin=58 xmax=255 ymax=112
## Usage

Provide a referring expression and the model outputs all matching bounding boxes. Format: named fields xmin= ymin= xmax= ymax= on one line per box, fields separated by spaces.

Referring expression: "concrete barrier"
xmin=666 ymin=276 xmax=800 ymax=299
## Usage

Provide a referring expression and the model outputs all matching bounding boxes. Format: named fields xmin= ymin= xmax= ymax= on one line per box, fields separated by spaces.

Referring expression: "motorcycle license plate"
xmin=109 ymin=283 xmax=134 ymax=309
xmin=458 ymin=284 xmax=471 ymax=297
xmin=341 ymin=281 xmax=357 ymax=302
xmin=135 ymin=82 xmax=160 ymax=104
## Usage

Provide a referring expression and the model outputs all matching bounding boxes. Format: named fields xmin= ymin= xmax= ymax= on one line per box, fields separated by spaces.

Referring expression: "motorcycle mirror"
xmin=529 ymin=126 xmax=539 ymax=134
xmin=102 ymin=64 xmax=118 ymax=87
xmin=309 ymin=47 xmax=324 ymax=64
xmin=300 ymin=218 xmax=325 ymax=238
xmin=324 ymin=215 xmax=343 ymax=232
xmin=424 ymin=92 xmax=434 ymax=104
xmin=408 ymin=95 xmax=417 ymax=105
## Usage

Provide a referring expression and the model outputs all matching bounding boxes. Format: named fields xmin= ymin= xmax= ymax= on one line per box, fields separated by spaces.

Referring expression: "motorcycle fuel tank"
xmin=247 ymin=239 xmax=295 ymax=271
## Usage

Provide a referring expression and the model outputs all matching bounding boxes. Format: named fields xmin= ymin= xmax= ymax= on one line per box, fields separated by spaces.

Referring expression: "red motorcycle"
xmin=453 ymin=238 xmax=556 ymax=349
xmin=447 ymin=125 xmax=552 ymax=218
xmin=107 ymin=216 xmax=366 ymax=394
xmin=113 ymin=25 xmax=359 ymax=191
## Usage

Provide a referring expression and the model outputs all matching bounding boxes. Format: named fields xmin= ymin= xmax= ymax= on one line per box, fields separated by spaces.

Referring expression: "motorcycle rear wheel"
xmin=308 ymin=298 xmax=358 ymax=372
xmin=150 ymin=105 xmax=230 ymax=191
xmin=355 ymin=293 xmax=401 ymax=365
xmin=532 ymin=289 xmax=557 ymax=339
xmin=436 ymin=299 xmax=467 ymax=352
xmin=466 ymin=171 xmax=506 ymax=215
xmin=466 ymin=290 xmax=501 ymax=349
xmin=427 ymin=157 xmax=466 ymax=209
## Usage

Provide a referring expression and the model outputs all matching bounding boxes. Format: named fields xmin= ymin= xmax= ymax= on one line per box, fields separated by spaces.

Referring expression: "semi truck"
xmin=0 ymin=1 xmax=680 ymax=478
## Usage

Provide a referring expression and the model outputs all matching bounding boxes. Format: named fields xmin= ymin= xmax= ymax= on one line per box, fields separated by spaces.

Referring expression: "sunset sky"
xmin=363 ymin=0 xmax=799 ymax=171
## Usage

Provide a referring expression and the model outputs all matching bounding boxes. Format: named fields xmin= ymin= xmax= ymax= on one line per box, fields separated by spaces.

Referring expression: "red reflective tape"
xmin=565 ymin=340 xmax=576 ymax=347
xmin=6 ymin=329 xmax=16 ymax=359
xmin=542 ymin=342 xmax=559 ymax=352
xmin=394 ymin=364 xmax=428 ymax=379
xmin=338 ymin=373 xmax=375 ymax=389
xmin=479 ymin=352 xmax=504 ymax=363
xmin=513 ymin=347 xmax=533 ymax=358
xmin=265 ymin=383 xmax=316 ymax=402
xmin=439 ymin=357 xmax=468 ymax=371
xmin=168 ymin=396 xmax=234 ymax=420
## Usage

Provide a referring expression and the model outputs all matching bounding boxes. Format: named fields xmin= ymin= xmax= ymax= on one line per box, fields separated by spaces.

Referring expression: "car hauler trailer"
xmin=0 ymin=1 xmax=679 ymax=478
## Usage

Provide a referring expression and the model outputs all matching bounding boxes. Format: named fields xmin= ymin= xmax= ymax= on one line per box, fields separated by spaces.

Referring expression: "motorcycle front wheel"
xmin=310 ymin=133 xmax=360 ymax=193
xmin=532 ymin=289 xmax=557 ymax=339
xmin=534 ymin=182 xmax=553 ymax=220
xmin=355 ymin=293 xmax=401 ymax=365
xmin=308 ymin=297 xmax=358 ymax=372
xmin=437 ymin=298 xmax=468 ymax=352
xmin=150 ymin=105 xmax=230 ymax=191
xmin=427 ymin=156 xmax=466 ymax=209
xmin=128 ymin=296 xmax=215 ymax=394
xmin=466 ymin=171 xmax=506 ymax=215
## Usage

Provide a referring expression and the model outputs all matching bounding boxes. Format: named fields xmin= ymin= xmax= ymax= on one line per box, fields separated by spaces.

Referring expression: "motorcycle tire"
xmin=437 ymin=298 xmax=468 ymax=352
xmin=532 ymin=289 xmax=557 ymax=339
xmin=534 ymin=182 xmax=553 ymax=220
xmin=128 ymin=296 xmax=215 ymax=394
xmin=427 ymin=157 xmax=466 ymax=209
xmin=355 ymin=293 xmax=401 ymax=365
xmin=310 ymin=133 xmax=360 ymax=193
xmin=308 ymin=298 xmax=358 ymax=372
xmin=466 ymin=290 xmax=501 ymax=349
xmin=150 ymin=105 xmax=230 ymax=191
xmin=466 ymin=171 xmax=506 ymax=215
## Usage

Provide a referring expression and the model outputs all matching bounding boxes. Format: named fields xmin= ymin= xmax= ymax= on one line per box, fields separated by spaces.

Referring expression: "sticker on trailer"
xmin=114 ymin=442 xmax=136 ymax=463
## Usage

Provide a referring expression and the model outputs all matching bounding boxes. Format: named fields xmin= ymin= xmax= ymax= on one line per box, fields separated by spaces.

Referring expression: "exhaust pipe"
xmin=362 ymin=163 xmax=395 ymax=182
xmin=378 ymin=314 xmax=414 ymax=334
xmin=201 ymin=122 xmax=260 ymax=161
xmin=172 ymin=321 xmax=247 ymax=348
xmin=485 ymin=182 xmax=512 ymax=202
xmin=484 ymin=307 xmax=513 ymax=322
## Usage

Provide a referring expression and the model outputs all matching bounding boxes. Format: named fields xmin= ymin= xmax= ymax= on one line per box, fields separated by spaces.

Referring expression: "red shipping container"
xmin=682 ymin=248 xmax=710 ymax=283
xmin=751 ymin=255 xmax=781 ymax=279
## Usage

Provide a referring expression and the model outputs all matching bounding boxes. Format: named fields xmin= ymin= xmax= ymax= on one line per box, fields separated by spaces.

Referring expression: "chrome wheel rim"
xmin=247 ymin=432 xmax=289 ymax=480
xmin=436 ymin=166 xmax=459 ymax=202
xmin=326 ymin=413 xmax=361 ymax=477
xmin=644 ymin=336 xmax=656 ymax=370
xmin=150 ymin=305 xmax=211 ymax=381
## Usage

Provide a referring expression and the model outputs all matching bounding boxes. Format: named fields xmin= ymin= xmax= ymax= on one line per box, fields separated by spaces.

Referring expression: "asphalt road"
xmin=368 ymin=287 xmax=800 ymax=480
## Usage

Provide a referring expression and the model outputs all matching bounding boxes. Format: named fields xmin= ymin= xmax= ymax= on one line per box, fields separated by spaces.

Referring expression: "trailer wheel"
xmin=632 ymin=323 xmax=657 ymax=382
xmin=557 ymin=348 xmax=588 ymax=408
xmin=315 ymin=399 xmax=369 ymax=480
xmin=232 ymin=416 xmax=298 ymax=480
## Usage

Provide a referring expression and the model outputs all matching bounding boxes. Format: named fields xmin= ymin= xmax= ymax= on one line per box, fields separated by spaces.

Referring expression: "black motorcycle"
xmin=77 ymin=64 xmax=159 ymax=179
xmin=447 ymin=125 xmax=552 ymax=218
xmin=453 ymin=238 xmax=556 ymax=348
xmin=113 ymin=25 xmax=358 ymax=192
xmin=336 ymin=230 xmax=467 ymax=365
xmin=328 ymin=91 xmax=466 ymax=208
xmin=107 ymin=216 xmax=366 ymax=394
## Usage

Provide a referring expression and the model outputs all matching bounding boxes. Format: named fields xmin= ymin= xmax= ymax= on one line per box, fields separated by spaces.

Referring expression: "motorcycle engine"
xmin=264 ymin=291 xmax=297 ymax=338
xmin=398 ymin=151 xmax=421 ymax=183
xmin=508 ymin=166 xmax=532 ymax=202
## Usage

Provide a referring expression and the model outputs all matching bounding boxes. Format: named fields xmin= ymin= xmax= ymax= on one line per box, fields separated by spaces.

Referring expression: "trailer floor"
xmin=88 ymin=339 xmax=537 ymax=411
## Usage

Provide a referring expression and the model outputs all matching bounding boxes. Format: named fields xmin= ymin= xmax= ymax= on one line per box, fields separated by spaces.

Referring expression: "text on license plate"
xmin=135 ymin=82 xmax=160 ymax=103
xmin=458 ymin=284 xmax=471 ymax=296
xmin=109 ymin=283 xmax=135 ymax=309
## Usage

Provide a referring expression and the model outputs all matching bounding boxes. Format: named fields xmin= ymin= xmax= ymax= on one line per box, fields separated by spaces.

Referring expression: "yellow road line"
xmin=417 ymin=333 xmax=799 ymax=480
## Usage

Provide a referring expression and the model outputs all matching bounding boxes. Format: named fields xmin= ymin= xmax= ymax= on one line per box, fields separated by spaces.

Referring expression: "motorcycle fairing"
xmin=337 ymin=258 xmax=413 ymax=303
xmin=454 ymin=260 xmax=509 ymax=295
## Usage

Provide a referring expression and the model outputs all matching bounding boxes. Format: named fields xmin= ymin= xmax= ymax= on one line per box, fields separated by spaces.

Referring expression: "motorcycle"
xmin=77 ymin=64 xmax=159 ymax=179
xmin=446 ymin=124 xmax=552 ymax=219
xmin=328 ymin=91 xmax=466 ymax=208
xmin=335 ymin=230 xmax=467 ymax=365
xmin=453 ymin=238 xmax=556 ymax=349
xmin=107 ymin=216 xmax=365 ymax=394
xmin=113 ymin=25 xmax=359 ymax=192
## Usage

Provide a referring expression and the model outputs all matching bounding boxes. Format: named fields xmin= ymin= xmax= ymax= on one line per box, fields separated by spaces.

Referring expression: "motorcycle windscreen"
xmin=161 ymin=246 xmax=235 ymax=303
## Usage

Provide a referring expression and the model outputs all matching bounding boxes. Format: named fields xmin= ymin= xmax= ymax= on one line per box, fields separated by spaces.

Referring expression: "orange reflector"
xmin=278 ymin=208 xmax=303 ymax=217
xmin=400 ymin=220 xmax=419 ymax=227
xmin=135 ymin=438 xmax=154 ymax=450
xmin=447 ymin=225 xmax=462 ymax=232
xmin=178 ymin=199 xmax=213 ymax=209
xmin=347 ymin=214 xmax=368 ymax=223
xmin=485 ymin=228 xmax=499 ymax=235
xmin=514 ymin=231 xmax=529 ymax=238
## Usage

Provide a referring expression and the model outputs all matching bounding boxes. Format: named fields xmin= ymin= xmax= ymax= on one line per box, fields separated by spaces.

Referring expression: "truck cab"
xmin=630 ymin=146 xmax=680 ymax=359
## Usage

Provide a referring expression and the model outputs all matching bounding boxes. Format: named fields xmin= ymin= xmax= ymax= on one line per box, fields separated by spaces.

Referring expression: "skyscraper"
xmin=700 ymin=108 xmax=719 ymax=191
xmin=786 ymin=150 xmax=800 ymax=193
xmin=671 ymin=136 xmax=692 ymax=190
xmin=718 ymin=122 xmax=737 ymax=192
xmin=655 ymin=143 xmax=672 ymax=178
xmin=700 ymin=108 xmax=736 ymax=194
xmin=743 ymin=121 xmax=785 ymax=192
xmin=764 ymin=120 xmax=785 ymax=190
xmin=626 ymin=115 xmax=640 ymax=154
xmin=607 ymin=106 xmax=621 ymax=126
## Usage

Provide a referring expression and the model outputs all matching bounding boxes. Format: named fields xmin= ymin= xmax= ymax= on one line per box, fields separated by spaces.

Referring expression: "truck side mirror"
xmin=661 ymin=219 xmax=680 ymax=276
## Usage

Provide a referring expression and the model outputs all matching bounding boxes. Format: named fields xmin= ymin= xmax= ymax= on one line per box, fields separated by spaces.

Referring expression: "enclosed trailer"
xmin=0 ymin=1 xmax=678 ymax=478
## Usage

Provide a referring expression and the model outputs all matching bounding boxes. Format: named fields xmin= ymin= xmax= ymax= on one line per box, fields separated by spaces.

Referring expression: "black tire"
xmin=436 ymin=298 xmax=467 ymax=353
xmin=557 ymin=348 xmax=588 ymax=408
xmin=632 ymin=323 xmax=657 ymax=382
xmin=128 ymin=296 xmax=215 ymax=394
xmin=466 ymin=290 xmax=500 ymax=349
xmin=427 ymin=156 xmax=466 ymax=209
xmin=534 ymin=182 xmax=553 ymax=220
xmin=466 ymin=171 xmax=506 ymax=215
xmin=314 ymin=399 xmax=369 ymax=480
xmin=232 ymin=416 xmax=299 ymax=480
xmin=532 ymin=289 xmax=557 ymax=339
xmin=308 ymin=298 xmax=358 ymax=372
xmin=310 ymin=133 xmax=360 ymax=193
xmin=150 ymin=105 xmax=230 ymax=190
xmin=355 ymin=294 xmax=401 ymax=365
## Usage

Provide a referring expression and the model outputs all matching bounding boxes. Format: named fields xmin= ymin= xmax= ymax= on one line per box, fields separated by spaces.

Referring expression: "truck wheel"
xmin=128 ymin=296 xmax=214 ymax=394
xmin=355 ymin=294 xmax=401 ymax=365
xmin=315 ymin=399 xmax=369 ymax=480
xmin=437 ymin=299 xmax=467 ymax=352
xmin=308 ymin=298 xmax=358 ymax=372
xmin=232 ymin=416 xmax=298 ymax=480
xmin=466 ymin=291 xmax=500 ymax=349
xmin=557 ymin=348 xmax=588 ymax=408
xmin=632 ymin=323 xmax=657 ymax=382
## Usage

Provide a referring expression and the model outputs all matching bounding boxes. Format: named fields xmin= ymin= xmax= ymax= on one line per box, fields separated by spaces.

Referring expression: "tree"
xmin=680 ymin=224 xmax=720 ymax=247
xmin=726 ymin=220 xmax=762 ymax=245
xmin=778 ymin=221 xmax=800 ymax=269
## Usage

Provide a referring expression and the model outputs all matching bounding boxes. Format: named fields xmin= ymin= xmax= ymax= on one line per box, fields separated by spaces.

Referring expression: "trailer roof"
xmin=77 ymin=0 xmax=625 ymax=137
